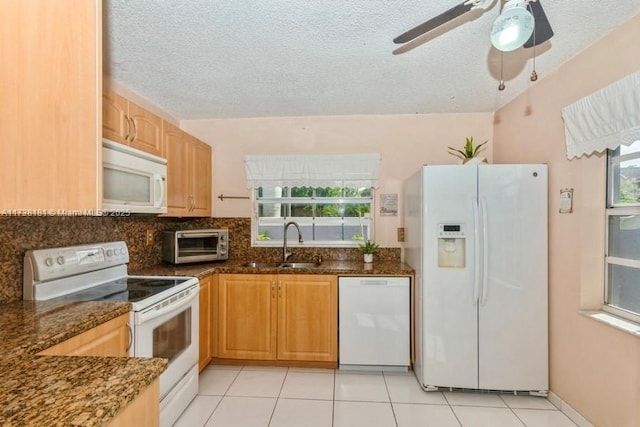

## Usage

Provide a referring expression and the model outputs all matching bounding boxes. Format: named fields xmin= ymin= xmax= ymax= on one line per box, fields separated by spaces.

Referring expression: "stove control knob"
xmin=106 ymin=249 xmax=114 ymax=257
xmin=44 ymin=257 xmax=54 ymax=267
xmin=56 ymin=256 xmax=65 ymax=265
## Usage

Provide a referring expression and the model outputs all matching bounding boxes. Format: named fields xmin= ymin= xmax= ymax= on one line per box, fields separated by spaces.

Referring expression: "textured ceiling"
xmin=104 ymin=1 xmax=640 ymax=120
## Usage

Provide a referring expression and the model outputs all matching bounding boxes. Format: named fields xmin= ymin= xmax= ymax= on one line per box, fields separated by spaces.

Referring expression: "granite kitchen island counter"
xmin=0 ymin=300 xmax=131 ymax=357
xmin=0 ymin=300 xmax=167 ymax=426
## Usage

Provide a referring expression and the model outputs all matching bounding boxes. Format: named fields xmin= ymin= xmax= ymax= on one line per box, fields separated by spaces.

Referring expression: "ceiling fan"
xmin=393 ymin=0 xmax=553 ymax=51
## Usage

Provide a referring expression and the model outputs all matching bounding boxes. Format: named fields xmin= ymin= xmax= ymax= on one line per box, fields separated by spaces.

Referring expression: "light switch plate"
xmin=559 ymin=188 xmax=573 ymax=213
xmin=397 ymin=227 xmax=405 ymax=242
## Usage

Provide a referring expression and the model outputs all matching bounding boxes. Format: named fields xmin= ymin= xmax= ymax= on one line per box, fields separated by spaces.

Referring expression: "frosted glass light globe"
xmin=490 ymin=0 xmax=534 ymax=52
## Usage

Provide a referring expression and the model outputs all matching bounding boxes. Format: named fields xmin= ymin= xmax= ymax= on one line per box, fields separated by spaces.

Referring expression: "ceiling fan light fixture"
xmin=490 ymin=0 xmax=535 ymax=52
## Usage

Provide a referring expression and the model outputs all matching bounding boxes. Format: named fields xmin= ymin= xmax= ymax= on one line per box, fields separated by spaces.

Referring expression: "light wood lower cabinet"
xmin=38 ymin=313 xmax=131 ymax=357
xmin=217 ymin=274 xmax=337 ymax=362
xmin=106 ymin=379 xmax=159 ymax=427
xmin=276 ymin=275 xmax=337 ymax=362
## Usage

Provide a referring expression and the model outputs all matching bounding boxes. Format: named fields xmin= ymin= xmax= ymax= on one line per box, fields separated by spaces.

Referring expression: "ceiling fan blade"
xmin=393 ymin=1 xmax=473 ymax=44
xmin=523 ymin=0 xmax=554 ymax=48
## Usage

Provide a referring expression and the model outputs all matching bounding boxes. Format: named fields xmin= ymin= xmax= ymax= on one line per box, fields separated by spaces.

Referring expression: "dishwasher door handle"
xmin=359 ymin=280 xmax=389 ymax=286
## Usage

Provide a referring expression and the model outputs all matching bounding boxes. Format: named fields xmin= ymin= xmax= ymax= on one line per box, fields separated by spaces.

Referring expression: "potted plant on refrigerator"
xmin=447 ymin=137 xmax=488 ymax=164
xmin=358 ymin=240 xmax=379 ymax=263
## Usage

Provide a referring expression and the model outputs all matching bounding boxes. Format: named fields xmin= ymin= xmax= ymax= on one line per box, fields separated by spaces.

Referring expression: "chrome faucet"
xmin=283 ymin=221 xmax=303 ymax=262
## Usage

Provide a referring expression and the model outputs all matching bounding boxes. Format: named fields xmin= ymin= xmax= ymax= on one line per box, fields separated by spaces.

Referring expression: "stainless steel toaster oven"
xmin=162 ymin=229 xmax=228 ymax=264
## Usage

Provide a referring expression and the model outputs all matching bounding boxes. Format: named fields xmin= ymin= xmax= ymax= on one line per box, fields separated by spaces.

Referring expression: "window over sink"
xmin=245 ymin=153 xmax=380 ymax=247
xmin=253 ymin=184 xmax=373 ymax=247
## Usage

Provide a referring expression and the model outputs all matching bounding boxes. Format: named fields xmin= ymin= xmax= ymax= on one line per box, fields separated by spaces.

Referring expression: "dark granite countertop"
xmin=132 ymin=259 xmax=415 ymax=279
xmin=0 ymin=300 xmax=167 ymax=426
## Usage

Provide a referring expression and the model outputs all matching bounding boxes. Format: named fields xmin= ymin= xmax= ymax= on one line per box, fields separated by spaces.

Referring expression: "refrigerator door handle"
xmin=480 ymin=196 xmax=489 ymax=306
xmin=472 ymin=199 xmax=481 ymax=305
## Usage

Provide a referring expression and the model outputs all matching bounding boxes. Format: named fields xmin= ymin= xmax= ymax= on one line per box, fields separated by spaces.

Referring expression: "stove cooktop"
xmin=53 ymin=276 xmax=192 ymax=303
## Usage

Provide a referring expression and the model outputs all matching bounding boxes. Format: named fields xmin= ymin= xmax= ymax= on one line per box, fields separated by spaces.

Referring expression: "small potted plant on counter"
xmin=447 ymin=137 xmax=488 ymax=164
xmin=358 ymin=240 xmax=379 ymax=263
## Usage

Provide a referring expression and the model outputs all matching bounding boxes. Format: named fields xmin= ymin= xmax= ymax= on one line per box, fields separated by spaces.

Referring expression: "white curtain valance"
xmin=244 ymin=153 xmax=381 ymax=189
xmin=561 ymin=70 xmax=640 ymax=160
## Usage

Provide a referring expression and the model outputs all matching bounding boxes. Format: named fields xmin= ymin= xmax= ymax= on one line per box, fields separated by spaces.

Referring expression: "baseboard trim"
xmin=548 ymin=392 xmax=594 ymax=427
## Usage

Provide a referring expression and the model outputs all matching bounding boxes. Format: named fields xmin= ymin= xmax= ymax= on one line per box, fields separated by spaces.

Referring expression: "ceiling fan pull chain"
xmin=498 ymin=51 xmax=506 ymax=91
xmin=530 ymin=3 xmax=538 ymax=82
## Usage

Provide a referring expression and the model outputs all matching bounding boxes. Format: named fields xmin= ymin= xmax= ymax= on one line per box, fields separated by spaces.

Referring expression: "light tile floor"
xmin=173 ymin=365 xmax=577 ymax=427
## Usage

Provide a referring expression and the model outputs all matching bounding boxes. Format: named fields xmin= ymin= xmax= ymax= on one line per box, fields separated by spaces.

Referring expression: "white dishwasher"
xmin=339 ymin=276 xmax=410 ymax=370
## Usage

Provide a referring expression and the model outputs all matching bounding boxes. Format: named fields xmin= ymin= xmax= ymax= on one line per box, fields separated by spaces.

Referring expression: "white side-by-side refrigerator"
xmin=405 ymin=164 xmax=548 ymax=393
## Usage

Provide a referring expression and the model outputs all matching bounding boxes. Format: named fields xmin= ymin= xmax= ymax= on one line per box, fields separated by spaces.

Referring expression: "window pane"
xmin=284 ymin=224 xmax=312 ymax=241
xmin=609 ymin=141 xmax=640 ymax=205
xmin=315 ymin=187 xmax=343 ymax=198
xmin=315 ymin=224 xmax=344 ymax=241
xmin=290 ymin=203 xmax=314 ymax=217
xmin=607 ymin=263 xmax=640 ymax=314
xmin=608 ymin=215 xmax=640 ymax=260
xmin=316 ymin=204 xmax=341 ymax=217
xmin=291 ymin=186 xmax=313 ymax=197
xmin=344 ymin=203 xmax=370 ymax=217
xmin=257 ymin=225 xmax=281 ymax=241
xmin=346 ymin=224 xmax=368 ymax=241
xmin=258 ymin=202 xmax=283 ymax=217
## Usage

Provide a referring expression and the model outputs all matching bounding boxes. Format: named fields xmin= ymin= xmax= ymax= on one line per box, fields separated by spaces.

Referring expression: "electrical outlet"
xmin=397 ymin=227 xmax=405 ymax=242
xmin=146 ymin=229 xmax=154 ymax=246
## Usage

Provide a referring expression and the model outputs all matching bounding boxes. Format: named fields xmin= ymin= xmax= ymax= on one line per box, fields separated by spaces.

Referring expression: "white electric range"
xmin=23 ymin=241 xmax=199 ymax=427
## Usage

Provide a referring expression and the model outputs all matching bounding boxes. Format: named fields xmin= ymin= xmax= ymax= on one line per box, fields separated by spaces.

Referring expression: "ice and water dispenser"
xmin=437 ymin=224 xmax=465 ymax=268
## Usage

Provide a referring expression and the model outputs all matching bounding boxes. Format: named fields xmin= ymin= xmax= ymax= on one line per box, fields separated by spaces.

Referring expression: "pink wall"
xmin=494 ymin=14 xmax=640 ymax=427
xmin=182 ymin=113 xmax=493 ymax=248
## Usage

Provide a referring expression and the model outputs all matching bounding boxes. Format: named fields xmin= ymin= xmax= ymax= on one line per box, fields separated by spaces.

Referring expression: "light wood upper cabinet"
xmin=0 ymin=0 xmax=101 ymax=211
xmin=163 ymin=122 xmax=212 ymax=217
xmin=217 ymin=274 xmax=337 ymax=362
xmin=38 ymin=313 xmax=131 ymax=357
xmin=102 ymin=89 xmax=163 ymax=157
xmin=164 ymin=122 xmax=191 ymax=213
xmin=127 ymin=101 xmax=163 ymax=156
xmin=189 ymin=133 xmax=213 ymax=216
xmin=103 ymin=90 xmax=130 ymax=144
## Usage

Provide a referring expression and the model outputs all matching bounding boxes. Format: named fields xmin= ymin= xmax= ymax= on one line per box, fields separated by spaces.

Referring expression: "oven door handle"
xmin=136 ymin=287 xmax=199 ymax=324
xmin=178 ymin=233 xmax=215 ymax=239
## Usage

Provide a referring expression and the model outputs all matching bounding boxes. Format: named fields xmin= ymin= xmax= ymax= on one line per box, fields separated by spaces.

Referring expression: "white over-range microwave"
xmin=102 ymin=139 xmax=167 ymax=214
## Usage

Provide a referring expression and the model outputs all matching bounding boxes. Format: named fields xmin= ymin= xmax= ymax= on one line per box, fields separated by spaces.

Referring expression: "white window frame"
xmin=604 ymin=144 xmax=640 ymax=324
xmin=251 ymin=185 xmax=375 ymax=248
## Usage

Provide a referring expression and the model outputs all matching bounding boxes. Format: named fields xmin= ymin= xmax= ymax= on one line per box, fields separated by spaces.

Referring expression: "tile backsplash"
xmin=0 ymin=216 xmax=399 ymax=304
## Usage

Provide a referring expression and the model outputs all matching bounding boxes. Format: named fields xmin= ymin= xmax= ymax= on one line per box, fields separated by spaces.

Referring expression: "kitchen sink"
xmin=241 ymin=261 xmax=322 ymax=269
xmin=278 ymin=262 xmax=321 ymax=269
xmin=241 ymin=261 xmax=282 ymax=268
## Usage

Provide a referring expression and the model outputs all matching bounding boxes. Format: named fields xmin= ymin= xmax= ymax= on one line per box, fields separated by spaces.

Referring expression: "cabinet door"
xmin=277 ymin=275 xmax=337 ymax=362
xmin=106 ymin=380 xmax=159 ymax=427
xmin=0 ymin=0 xmax=100 ymax=211
xmin=38 ymin=314 xmax=130 ymax=357
xmin=218 ymin=274 xmax=277 ymax=360
xmin=189 ymin=135 xmax=212 ymax=217
xmin=163 ymin=122 xmax=191 ymax=215
xmin=103 ymin=89 xmax=130 ymax=144
xmin=198 ymin=275 xmax=212 ymax=371
xmin=128 ymin=101 xmax=163 ymax=157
